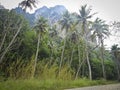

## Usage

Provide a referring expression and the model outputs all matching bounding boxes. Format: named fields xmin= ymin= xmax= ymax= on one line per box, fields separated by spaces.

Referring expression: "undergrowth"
xmin=0 ymin=58 xmax=118 ymax=90
xmin=0 ymin=78 xmax=117 ymax=90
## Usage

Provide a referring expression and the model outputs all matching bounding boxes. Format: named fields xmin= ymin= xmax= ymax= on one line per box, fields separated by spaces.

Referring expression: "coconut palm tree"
xmin=76 ymin=5 xmax=96 ymax=80
xmin=59 ymin=11 xmax=73 ymax=74
xmin=92 ymin=18 xmax=109 ymax=79
xmin=33 ymin=16 xmax=48 ymax=77
xmin=77 ymin=5 xmax=96 ymax=35
xmin=19 ymin=0 xmax=37 ymax=11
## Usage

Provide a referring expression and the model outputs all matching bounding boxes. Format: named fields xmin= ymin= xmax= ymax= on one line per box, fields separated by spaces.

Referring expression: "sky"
xmin=0 ymin=0 xmax=120 ymax=48
xmin=1 ymin=0 xmax=120 ymax=21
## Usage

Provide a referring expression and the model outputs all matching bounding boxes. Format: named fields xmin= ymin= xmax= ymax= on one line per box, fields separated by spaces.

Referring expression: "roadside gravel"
xmin=65 ymin=84 xmax=120 ymax=90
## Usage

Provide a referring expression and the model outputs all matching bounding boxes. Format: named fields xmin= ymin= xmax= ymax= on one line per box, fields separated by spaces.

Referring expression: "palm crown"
xmin=19 ymin=0 xmax=37 ymax=11
xmin=92 ymin=18 xmax=109 ymax=40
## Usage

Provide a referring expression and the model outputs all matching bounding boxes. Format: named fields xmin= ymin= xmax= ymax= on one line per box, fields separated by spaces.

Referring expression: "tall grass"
xmin=4 ymin=56 xmax=35 ymax=79
xmin=1 ymin=57 xmax=74 ymax=80
xmin=0 ymin=57 xmax=118 ymax=90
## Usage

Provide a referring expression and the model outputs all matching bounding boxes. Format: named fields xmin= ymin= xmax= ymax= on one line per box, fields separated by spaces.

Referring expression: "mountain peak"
xmin=41 ymin=6 xmax=48 ymax=9
xmin=13 ymin=5 xmax=68 ymax=26
xmin=35 ymin=5 xmax=67 ymax=24
xmin=35 ymin=6 xmax=49 ymax=12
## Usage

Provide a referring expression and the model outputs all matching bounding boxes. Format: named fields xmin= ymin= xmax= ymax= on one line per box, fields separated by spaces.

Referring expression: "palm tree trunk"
xmin=85 ymin=44 xmax=92 ymax=80
xmin=115 ymin=58 xmax=120 ymax=81
xmin=86 ymin=49 xmax=92 ymax=80
xmin=116 ymin=62 xmax=120 ymax=81
xmin=69 ymin=46 xmax=74 ymax=67
xmin=82 ymin=21 xmax=92 ymax=80
xmin=75 ymin=45 xmax=85 ymax=79
xmin=49 ymin=40 xmax=53 ymax=66
xmin=59 ymin=37 xmax=66 ymax=75
xmin=85 ymin=33 xmax=92 ymax=80
xmin=101 ymin=39 xmax=106 ymax=79
xmin=75 ymin=60 xmax=85 ymax=80
xmin=85 ymin=40 xmax=92 ymax=80
xmin=0 ymin=25 xmax=22 ymax=64
xmin=0 ymin=32 xmax=7 ymax=51
xmin=32 ymin=33 xmax=40 ymax=78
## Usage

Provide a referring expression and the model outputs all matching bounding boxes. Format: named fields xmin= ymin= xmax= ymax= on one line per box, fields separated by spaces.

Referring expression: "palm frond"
xmin=19 ymin=0 xmax=38 ymax=11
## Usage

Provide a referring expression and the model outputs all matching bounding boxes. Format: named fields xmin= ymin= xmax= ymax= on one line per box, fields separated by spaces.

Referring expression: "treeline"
xmin=0 ymin=5 xmax=120 ymax=81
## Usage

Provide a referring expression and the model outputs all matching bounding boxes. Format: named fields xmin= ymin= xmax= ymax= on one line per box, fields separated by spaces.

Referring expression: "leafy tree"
xmin=17 ymin=30 xmax=36 ymax=59
xmin=0 ymin=9 xmax=28 ymax=64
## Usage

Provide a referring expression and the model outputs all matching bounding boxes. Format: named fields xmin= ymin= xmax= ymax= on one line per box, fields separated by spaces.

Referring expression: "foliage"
xmin=0 ymin=4 xmax=119 ymax=90
xmin=19 ymin=0 xmax=37 ymax=11
xmin=0 ymin=79 xmax=117 ymax=90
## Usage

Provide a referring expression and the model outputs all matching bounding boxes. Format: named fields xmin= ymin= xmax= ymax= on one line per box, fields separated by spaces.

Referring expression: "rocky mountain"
xmin=13 ymin=5 xmax=67 ymax=26
xmin=13 ymin=7 xmax=35 ymax=25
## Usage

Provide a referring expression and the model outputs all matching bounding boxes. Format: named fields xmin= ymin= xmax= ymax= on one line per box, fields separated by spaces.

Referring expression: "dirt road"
xmin=65 ymin=84 xmax=120 ymax=90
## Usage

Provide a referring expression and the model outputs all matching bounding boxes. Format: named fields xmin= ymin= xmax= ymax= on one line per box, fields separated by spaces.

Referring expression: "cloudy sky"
xmin=1 ymin=0 xmax=120 ymax=21
xmin=1 ymin=0 xmax=120 ymax=48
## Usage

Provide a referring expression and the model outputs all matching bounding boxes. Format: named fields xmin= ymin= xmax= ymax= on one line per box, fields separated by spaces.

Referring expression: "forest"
xmin=0 ymin=0 xmax=120 ymax=90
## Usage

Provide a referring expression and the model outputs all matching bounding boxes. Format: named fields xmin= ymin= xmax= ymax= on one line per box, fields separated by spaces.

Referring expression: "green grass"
xmin=0 ymin=78 xmax=117 ymax=90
